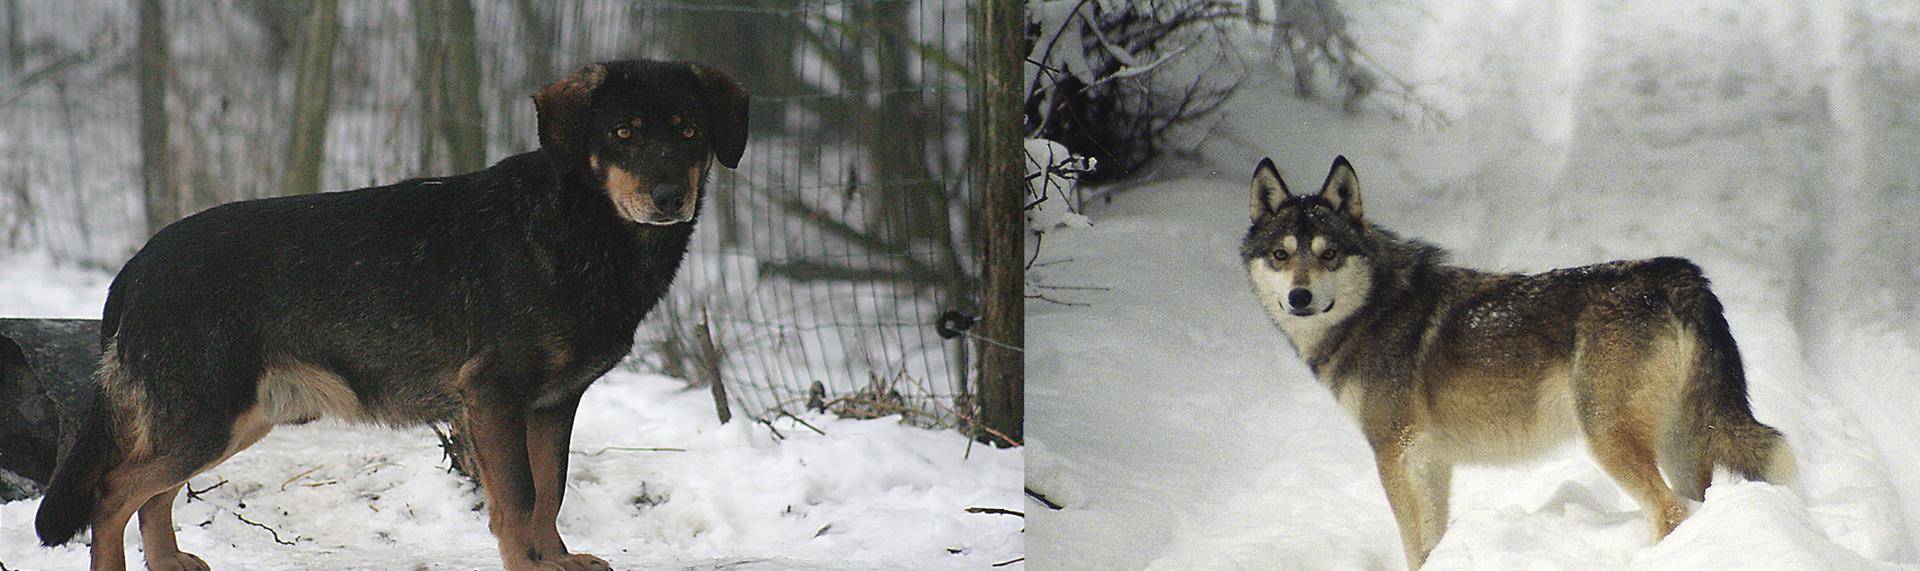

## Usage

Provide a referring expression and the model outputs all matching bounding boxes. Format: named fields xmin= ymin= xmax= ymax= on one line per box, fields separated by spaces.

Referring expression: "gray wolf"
xmin=1241 ymin=156 xmax=1794 ymax=569
xmin=36 ymin=60 xmax=748 ymax=571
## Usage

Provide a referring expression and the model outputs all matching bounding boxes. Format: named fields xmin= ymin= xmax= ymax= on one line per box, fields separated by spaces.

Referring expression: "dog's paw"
xmin=145 ymin=551 xmax=211 ymax=571
xmin=538 ymin=553 xmax=612 ymax=571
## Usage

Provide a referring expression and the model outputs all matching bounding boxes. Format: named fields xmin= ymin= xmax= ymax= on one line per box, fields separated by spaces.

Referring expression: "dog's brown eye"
xmin=614 ymin=127 xmax=634 ymax=141
xmin=682 ymin=126 xmax=698 ymax=139
xmin=1320 ymin=248 xmax=1338 ymax=261
xmin=1272 ymin=249 xmax=1290 ymax=261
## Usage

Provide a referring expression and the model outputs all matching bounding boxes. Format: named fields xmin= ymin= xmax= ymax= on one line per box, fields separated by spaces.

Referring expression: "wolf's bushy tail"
xmin=1659 ymin=258 xmax=1795 ymax=501
xmin=35 ymin=386 xmax=113 ymax=546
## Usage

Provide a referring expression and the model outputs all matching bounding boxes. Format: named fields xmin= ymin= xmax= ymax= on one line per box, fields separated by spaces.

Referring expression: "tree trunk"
xmin=3 ymin=0 xmax=22 ymax=76
xmin=284 ymin=0 xmax=341 ymax=196
xmin=439 ymin=0 xmax=486 ymax=174
xmin=972 ymin=0 xmax=1025 ymax=446
xmin=136 ymin=0 xmax=175 ymax=235
xmin=411 ymin=0 xmax=445 ymax=175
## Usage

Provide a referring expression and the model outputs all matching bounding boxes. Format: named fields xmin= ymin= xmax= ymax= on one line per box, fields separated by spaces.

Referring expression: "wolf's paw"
xmin=145 ymin=551 xmax=210 ymax=571
xmin=537 ymin=553 xmax=612 ymax=571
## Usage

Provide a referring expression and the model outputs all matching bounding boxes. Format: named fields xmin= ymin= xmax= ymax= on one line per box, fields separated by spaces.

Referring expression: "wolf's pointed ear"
xmin=689 ymin=63 xmax=749 ymax=169
xmin=1317 ymin=155 xmax=1362 ymax=222
xmin=1251 ymin=157 xmax=1292 ymax=220
xmin=534 ymin=63 xmax=608 ymax=158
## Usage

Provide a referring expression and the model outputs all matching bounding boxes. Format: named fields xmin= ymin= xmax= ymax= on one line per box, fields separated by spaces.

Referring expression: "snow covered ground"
xmin=1028 ymin=0 xmax=1920 ymax=568
xmin=0 ymin=255 xmax=1023 ymax=570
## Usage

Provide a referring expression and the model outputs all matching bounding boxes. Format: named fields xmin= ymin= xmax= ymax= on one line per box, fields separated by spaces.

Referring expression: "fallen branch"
xmin=279 ymin=465 xmax=323 ymax=491
xmin=1025 ymin=487 xmax=1063 ymax=511
xmin=232 ymin=511 xmax=296 ymax=546
xmin=777 ymin=409 xmax=828 ymax=436
xmin=184 ymin=479 xmax=228 ymax=503
xmin=580 ymin=446 xmax=688 ymax=456
xmin=964 ymin=506 xmax=1025 ymax=518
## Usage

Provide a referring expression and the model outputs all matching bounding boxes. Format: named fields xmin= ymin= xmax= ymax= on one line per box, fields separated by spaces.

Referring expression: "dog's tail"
xmin=1660 ymin=258 xmax=1796 ymax=502
xmin=35 ymin=378 xmax=114 ymax=546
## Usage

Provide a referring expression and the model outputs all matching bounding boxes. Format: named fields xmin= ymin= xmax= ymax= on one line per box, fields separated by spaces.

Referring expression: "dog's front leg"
xmin=524 ymin=392 xmax=609 ymax=570
xmin=461 ymin=393 xmax=551 ymax=571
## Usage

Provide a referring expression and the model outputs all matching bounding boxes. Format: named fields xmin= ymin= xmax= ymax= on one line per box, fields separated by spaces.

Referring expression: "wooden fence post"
xmin=971 ymin=0 xmax=1026 ymax=446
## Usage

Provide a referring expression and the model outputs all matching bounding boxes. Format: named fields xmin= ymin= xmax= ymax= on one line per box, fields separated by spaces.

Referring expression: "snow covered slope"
xmin=0 ymin=255 xmax=1023 ymax=570
xmin=1028 ymin=1 xmax=1920 ymax=568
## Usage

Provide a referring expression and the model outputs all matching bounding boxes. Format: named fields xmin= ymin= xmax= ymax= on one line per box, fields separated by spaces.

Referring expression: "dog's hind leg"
xmin=137 ymin=485 xmax=208 ymax=571
xmin=89 ymin=453 xmax=201 ymax=570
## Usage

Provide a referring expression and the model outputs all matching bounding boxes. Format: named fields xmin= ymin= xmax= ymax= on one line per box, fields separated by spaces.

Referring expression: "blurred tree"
xmin=440 ymin=0 xmax=486 ymax=174
xmin=284 ymin=0 xmax=340 ymax=196
xmin=412 ymin=0 xmax=486 ymax=176
xmin=136 ymin=0 xmax=175 ymax=235
xmin=412 ymin=0 xmax=445 ymax=174
xmin=3 ymin=0 xmax=21 ymax=76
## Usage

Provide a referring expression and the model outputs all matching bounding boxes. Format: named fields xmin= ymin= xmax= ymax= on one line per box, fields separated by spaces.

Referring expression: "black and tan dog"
xmin=35 ymin=60 xmax=747 ymax=571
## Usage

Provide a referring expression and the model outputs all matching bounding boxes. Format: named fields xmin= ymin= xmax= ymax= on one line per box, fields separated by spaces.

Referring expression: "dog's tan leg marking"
xmin=524 ymin=393 xmax=608 ymax=571
xmin=136 ymin=486 xmax=208 ymax=571
xmin=457 ymin=357 xmax=604 ymax=571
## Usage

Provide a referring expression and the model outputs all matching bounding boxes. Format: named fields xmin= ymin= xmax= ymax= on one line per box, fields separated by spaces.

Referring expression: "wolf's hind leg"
xmin=1583 ymin=421 xmax=1688 ymax=538
xmin=1575 ymin=357 xmax=1689 ymax=541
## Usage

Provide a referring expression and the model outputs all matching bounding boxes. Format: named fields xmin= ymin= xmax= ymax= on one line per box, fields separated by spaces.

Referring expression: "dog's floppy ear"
xmin=534 ymin=63 xmax=608 ymax=159
xmin=1251 ymin=157 xmax=1292 ymax=220
xmin=688 ymin=63 xmax=749 ymax=169
xmin=1317 ymin=155 xmax=1362 ymax=222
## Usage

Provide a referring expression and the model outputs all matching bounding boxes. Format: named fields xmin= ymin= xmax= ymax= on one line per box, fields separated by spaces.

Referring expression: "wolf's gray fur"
xmin=1242 ymin=156 xmax=1794 ymax=569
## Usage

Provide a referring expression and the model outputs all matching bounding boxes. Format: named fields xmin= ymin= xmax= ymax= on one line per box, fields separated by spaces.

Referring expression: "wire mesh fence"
xmin=0 ymin=0 xmax=980 ymax=428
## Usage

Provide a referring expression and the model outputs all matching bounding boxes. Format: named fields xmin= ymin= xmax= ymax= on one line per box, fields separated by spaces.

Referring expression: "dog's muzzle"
xmin=642 ymin=183 xmax=692 ymax=225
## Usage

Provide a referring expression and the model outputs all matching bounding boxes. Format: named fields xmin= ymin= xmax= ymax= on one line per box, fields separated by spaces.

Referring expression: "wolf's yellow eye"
xmin=682 ymin=126 xmax=698 ymax=139
xmin=1320 ymin=248 xmax=1339 ymax=261
xmin=614 ymin=127 xmax=634 ymax=140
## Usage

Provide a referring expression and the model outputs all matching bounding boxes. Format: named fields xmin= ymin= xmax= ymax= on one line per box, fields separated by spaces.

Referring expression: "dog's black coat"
xmin=36 ymin=60 xmax=747 ymax=564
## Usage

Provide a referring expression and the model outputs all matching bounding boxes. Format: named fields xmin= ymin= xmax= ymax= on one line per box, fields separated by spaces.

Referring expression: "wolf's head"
xmin=1242 ymin=156 xmax=1373 ymax=337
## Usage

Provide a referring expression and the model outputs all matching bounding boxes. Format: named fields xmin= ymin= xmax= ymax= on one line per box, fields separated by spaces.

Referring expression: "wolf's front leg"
xmin=1371 ymin=432 xmax=1445 ymax=570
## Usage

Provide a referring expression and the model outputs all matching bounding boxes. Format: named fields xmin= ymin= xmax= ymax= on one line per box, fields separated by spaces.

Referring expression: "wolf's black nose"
xmin=1288 ymin=288 xmax=1312 ymax=310
xmin=653 ymin=183 xmax=687 ymax=211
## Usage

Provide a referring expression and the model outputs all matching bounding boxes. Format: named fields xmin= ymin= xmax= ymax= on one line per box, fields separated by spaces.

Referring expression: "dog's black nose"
xmin=653 ymin=183 xmax=687 ymax=211
xmin=1288 ymin=288 xmax=1312 ymax=310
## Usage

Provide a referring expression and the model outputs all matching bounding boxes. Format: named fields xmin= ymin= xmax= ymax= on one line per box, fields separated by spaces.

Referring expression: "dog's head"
xmin=1242 ymin=156 xmax=1371 ymax=320
xmin=534 ymin=60 xmax=749 ymax=225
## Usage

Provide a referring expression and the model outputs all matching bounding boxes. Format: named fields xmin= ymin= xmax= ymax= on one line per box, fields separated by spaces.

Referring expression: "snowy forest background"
xmin=1026 ymin=0 xmax=1920 ymax=568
